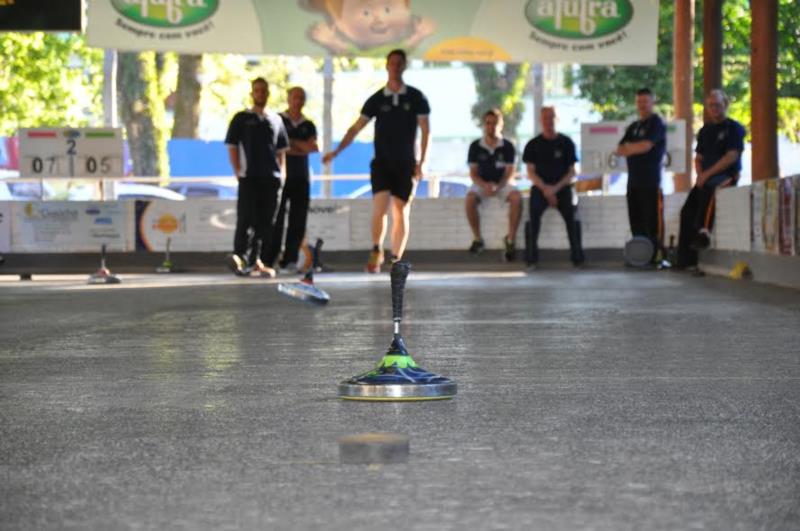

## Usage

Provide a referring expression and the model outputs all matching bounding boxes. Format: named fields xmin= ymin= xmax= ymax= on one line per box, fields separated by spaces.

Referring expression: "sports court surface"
xmin=1 ymin=268 xmax=799 ymax=529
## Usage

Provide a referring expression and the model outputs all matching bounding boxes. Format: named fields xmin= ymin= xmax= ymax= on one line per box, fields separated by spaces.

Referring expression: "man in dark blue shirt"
xmin=265 ymin=86 xmax=318 ymax=272
xmin=465 ymin=108 xmax=522 ymax=261
xmin=523 ymin=106 xmax=584 ymax=269
xmin=677 ymin=89 xmax=746 ymax=269
xmin=323 ymin=49 xmax=430 ymax=273
xmin=224 ymin=77 xmax=289 ymax=277
xmin=616 ymin=88 xmax=667 ymax=263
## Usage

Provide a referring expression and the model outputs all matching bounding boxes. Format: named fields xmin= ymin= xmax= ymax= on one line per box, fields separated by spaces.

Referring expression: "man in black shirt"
xmin=677 ymin=89 xmax=746 ymax=269
xmin=615 ymin=88 xmax=667 ymax=263
xmin=224 ymin=77 xmax=289 ymax=277
xmin=265 ymin=86 xmax=318 ymax=272
xmin=322 ymin=49 xmax=430 ymax=273
xmin=523 ymin=106 xmax=584 ymax=269
xmin=465 ymin=108 xmax=522 ymax=261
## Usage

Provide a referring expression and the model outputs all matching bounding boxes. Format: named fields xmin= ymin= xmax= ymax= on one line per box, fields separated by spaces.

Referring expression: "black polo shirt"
xmin=695 ymin=117 xmax=746 ymax=179
xmin=225 ymin=109 xmax=288 ymax=180
xmin=619 ymin=114 xmax=666 ymax=189
xmin=467 ymin=137 xmax=516 ymax=184
xmin=522 ymin=133 xmax=577 ymax=185
xmin=280 ymin=112 xmax=317 ymax=181
xmin=361 ymin=84 xmax=430 ymax=162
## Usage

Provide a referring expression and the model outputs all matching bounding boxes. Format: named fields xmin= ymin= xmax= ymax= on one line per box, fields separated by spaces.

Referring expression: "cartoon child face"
xmin=337 ymin=0 xmax=413 ymax=48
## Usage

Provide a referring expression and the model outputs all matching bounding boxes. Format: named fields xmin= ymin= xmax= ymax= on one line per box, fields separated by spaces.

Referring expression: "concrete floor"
xmin=1 ymin=268 xmax=799 ymax=530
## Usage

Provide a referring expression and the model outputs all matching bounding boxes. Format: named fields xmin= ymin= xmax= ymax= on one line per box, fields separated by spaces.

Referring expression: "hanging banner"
xmin=10 ymin=201 xmax=132 ymax=252
xmin=580 ymin=120 xmax=686 ymax=174
xmin=87 ymin=0 xmax=660 ymax=64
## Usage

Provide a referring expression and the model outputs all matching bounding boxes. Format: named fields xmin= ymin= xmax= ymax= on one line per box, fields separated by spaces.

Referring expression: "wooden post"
xmin=672 ymin=0 xmax=695 ymax=192
xmin=702 ymin=0 xmax=723 ymax=122
xmin=751 ymin=0 xmax=779 ymax=181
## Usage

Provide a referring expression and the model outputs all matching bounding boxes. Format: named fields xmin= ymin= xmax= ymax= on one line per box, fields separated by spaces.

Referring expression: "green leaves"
xmin=0 ymin=33 xmax=103 ymax=136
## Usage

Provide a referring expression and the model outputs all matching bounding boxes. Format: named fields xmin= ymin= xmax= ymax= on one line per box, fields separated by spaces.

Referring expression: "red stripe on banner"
xmin=589 ymin=126 xmax=620 ymax=134
xmin=27 ymin=131 xmax=57 ymax=138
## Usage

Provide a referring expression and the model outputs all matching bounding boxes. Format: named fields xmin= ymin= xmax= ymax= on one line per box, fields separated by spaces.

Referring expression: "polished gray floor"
xmin=1 ymin=269 xmax=799 ymax=530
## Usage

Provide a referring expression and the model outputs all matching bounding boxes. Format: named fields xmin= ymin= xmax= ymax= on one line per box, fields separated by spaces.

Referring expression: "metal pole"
xmin=530 ymin=63 xmax=544 ymax=138
xmin=322 ymin=55 xmax=334 ymax=199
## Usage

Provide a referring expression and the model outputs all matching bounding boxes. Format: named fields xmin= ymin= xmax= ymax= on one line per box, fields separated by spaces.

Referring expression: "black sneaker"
xmin=503 ymin=236 xmax=516 ymax=262
xmin=225 ymin=254 xmax=246 ymax=276
xmin=468 ymin=239 xmax=485 ymax=256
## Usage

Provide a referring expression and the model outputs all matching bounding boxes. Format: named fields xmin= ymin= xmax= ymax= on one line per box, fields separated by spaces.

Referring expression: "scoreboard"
xmin=19 ymin=128 xmax=124 ymax=178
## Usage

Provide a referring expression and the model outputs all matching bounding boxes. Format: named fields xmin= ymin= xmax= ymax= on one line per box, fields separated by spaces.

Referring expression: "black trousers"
xmin=266 ymin=177 xmax=310 ymax=266
xmin=677 ymin=174 xmax=731 ymax=267
xmin=626 ymin=186 xmax=661 ymax=257
xmin=233 ymin=177 xmax=280 ymax=263
xmin=527 ymin=187 xmax=584 ymax=265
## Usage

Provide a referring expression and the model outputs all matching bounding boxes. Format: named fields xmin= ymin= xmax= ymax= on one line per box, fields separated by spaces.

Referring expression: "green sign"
xmin=111 ymin=0 xmax=218 ymax=28
xmin=525 ymin=0 xmax=634 ymax=39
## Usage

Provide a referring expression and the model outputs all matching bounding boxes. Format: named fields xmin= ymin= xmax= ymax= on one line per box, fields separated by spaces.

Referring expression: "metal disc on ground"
xmin=338 ymin=261 xmax=457 ymax=401
xmin=339 ymin=432 xmax=410 ymax=464
xmin=624 ymin=236 xmax=654 ymax=268
xmin=277 ymin=281 xmax=330 ymax=305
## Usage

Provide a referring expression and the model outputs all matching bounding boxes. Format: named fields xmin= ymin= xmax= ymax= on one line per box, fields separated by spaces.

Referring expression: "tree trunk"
xmin=117 ymin=51 xmax=166 ymax=177
xmin=172 ymin=54 xmax=203 ymax=139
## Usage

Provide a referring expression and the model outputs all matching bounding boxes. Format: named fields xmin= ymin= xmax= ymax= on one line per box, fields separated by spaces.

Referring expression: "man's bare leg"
xmin=465 ymin=191 xmax=482 ymax=241
xmin=390 ymin=195 xmax=412 ymax=259
xmin=371 ymin=190 xmax=391 ymax=249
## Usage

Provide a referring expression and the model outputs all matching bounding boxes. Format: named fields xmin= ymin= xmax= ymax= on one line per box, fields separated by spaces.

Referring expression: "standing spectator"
xmin=224 ymin=77 xmax=289 ymax=277
xmin=322 ymin=49 xmax=430 ymax=273
xmin=523 ymin=106 xmax=585 ymax=269
xmin=615 ymin=88 xmax=667 ymax=263
xmin=266 ymin=86 xmax=318 ymax=272
xmin=465 ymin=108 xmax=522 ymax=261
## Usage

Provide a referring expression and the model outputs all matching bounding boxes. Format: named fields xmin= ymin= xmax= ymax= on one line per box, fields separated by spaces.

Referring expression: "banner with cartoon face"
xmin=87 ymin=0 xmax=659 ymax=64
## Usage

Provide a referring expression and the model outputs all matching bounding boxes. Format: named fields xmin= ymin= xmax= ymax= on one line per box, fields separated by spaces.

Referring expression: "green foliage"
xmin=0 ymin=33 xmax=103 ymax=136
xmin=469 ymin=62 xmax=531 ymax=140
xmin=566 ymin=0 xmax=800 ymax=140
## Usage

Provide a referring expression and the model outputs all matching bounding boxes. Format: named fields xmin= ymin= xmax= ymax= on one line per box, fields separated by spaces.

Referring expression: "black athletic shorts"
xmin=370 ymin=158 xmax=416 ymax=201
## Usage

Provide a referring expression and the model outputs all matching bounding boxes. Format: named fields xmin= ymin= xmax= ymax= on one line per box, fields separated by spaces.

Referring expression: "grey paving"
xmin=1 ymin=268 xmax=799 ymax=530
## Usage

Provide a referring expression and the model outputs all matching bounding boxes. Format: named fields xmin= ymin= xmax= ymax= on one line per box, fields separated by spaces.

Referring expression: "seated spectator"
xmin=465 ymin=109 xmax=522 ymax=261
xmin=677 ymin=89 xmax=746 ymax=270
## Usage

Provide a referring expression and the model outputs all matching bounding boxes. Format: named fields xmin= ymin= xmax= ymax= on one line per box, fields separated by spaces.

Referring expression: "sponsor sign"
xmin=762 ymin=179 xmax=780 ymax=255
xmin=136 ymin=199 xmax=236 ymax=251
xmin=10 ymin=201 xmax=132 ymax=252
xmin=18 ymin=128 xmax=124 ymax=178
xmin=306 ymin=200 xmax=351 ymax=250
xmin=580 ymin=120 xmax=686 ymax=175
xmin=778 ymin=177 xmax=795 ymax=256
xmin=0 ymin=201 xmax=10 ymax=253
xmin=135 ymin=198 xmax=352 ymax=252
xmin=88 ymin=0 xmax=659 ymax=64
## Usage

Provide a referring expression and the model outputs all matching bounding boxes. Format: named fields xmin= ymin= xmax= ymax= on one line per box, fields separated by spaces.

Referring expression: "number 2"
xmin=66 ymin=139 xmax=77 ymax=156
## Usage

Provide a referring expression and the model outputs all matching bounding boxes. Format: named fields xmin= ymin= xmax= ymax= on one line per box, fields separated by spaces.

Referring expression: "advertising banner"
xmin=135 ymin=198 xmax=352 ymax=252
xmin=87 ymin=0 xmax=659 ymax=65
xmin=750 ymin=180 xmax=764 ymax=253
xmin=306 ymin=200 xmax=351 ymax=250
xmin=778 ymin=177 xmax=795 ymax=256
xmin=762 ymin=179 xmax=780 ymax=255
xmin=580 ymin=120 xmax=686 ymax=175
xmin=10 ymin=201 xmax=132 ymax=252
xmin=0 ymin=201 xmax=10 ymax=253
xmin=135 ymin=199 xmax=237 ymax=251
